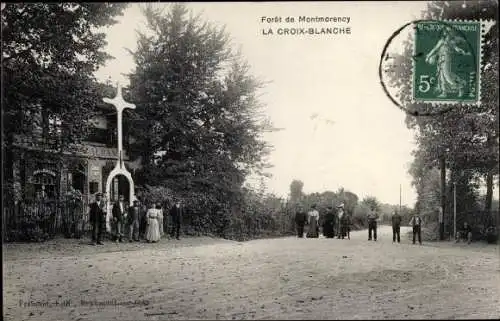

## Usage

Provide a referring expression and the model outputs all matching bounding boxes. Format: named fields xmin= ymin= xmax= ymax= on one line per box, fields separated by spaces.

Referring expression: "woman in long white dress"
xmin=145 ymin=203 xmax=161 ymax=243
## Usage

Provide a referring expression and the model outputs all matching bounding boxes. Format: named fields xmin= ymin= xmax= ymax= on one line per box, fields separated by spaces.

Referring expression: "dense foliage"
xmin=385 ymin=0 xmax=499 ymax=240
xmin=126 ymin=3 xmax=275 ymax=238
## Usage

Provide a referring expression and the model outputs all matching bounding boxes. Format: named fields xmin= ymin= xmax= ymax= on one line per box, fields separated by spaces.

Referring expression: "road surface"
xmin=3 ymin=226 xmax=500 ymax=320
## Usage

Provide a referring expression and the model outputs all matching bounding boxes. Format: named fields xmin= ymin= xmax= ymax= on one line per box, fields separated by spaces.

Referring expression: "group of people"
xmin=89 ymin=193 xmax=185 ymax=245
xmin=295 ymin=203 xmax=351 ymax=239
xmin=294 ymin=202 xmax=431 ymax=245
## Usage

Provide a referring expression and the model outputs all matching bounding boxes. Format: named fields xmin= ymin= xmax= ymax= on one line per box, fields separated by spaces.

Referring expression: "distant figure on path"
xmin=127 ymin=199 xmax=141 ymax=242
xmin=306 ymin=204 xmax=320 ymax=238
xmin=367 ymin=206 xmax=379 ymax=241
xmin=295 ymin=205 xmax=307 ymax=238
xmin=89 ymin=192 xmax=106 ymax=245
xmin=145 ymin=202 xmax=161 ymax=243
xmin=409 ymin=213 xmax=423 ymax=245
xmin=337 ymin=203 xmax=345 ymax=239
xmin=112 ymin=194 xmax=128 ymax=242
xmin=391 ymin=210 xmax=402 ymax=243
xmin=323 ymin=206 xmax=336 ymax=238
xmin=169 ymin=200 xmax=184 ymax=240
xmin=456 ymin=221 xmax=472 ymax=244
xmin=157 ymin=204 xmax=164 ymax=237
xmin=341 ymin=211 xmax=351 ymax=240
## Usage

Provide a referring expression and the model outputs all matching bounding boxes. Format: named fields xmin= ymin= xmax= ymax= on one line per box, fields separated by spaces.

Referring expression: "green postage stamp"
xmin=413 ymin=20 xmax=482 ymax=105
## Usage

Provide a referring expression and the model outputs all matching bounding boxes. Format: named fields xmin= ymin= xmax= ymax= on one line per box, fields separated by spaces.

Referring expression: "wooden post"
xmin=440 ymin=154 xmax=446 ymax=240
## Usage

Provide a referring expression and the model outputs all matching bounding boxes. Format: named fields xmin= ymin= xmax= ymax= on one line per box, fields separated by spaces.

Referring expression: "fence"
xmin=3 ymin=198 xmax=90 ymax=242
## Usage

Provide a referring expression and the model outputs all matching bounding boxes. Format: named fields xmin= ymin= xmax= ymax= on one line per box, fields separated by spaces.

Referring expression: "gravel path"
xmin=3 ymin=226 xmax=500 ymax=320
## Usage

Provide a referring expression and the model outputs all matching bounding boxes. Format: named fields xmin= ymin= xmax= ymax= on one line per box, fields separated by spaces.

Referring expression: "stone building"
xmin=8 ymin=101 xmax=141 ymax=235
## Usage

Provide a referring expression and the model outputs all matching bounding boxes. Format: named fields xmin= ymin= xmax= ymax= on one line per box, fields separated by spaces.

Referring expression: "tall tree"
xmin=2 ymin=3 xmax=127 ymax=201
xmin=127 ymin=4 xmax=274 ymax=210
xmin=289 ymin=180 xmax=304 ymax=204
xmin=385 ymin=0 xmax=499 ymax=226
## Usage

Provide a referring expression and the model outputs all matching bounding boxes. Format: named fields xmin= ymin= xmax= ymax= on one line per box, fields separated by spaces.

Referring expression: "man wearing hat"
xmin=89 ymin=192 xmax=106 ymax=245
xmin=127 ymin=199 xmax=142 ymax=242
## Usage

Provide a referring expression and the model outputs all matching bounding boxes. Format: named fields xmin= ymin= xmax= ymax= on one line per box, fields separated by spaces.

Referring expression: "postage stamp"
xmin=413 ymin=20 xmax=482 ymax=105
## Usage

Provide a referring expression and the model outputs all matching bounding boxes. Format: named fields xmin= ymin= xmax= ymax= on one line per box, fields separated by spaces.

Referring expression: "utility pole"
xmin=399 ymin=184 xmax=402 ymax=213
xmin=440 ymin=153 xmax=446 ymax=240
xmin=453 ymin=182 xmax=457 ymax=240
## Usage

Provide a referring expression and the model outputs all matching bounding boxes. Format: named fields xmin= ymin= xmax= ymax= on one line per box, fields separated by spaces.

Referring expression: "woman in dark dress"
xmin=323 ymin=206 xmax=336 ymax=238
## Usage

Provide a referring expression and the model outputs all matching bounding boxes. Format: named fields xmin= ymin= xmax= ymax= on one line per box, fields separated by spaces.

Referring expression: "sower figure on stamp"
xmin=112 ymin=194 xmax=128 ymax=242
xmin=409 ymin=213 xmax=423 ymax=245
xmin=425 ymin=26 xmax=470 ymax=98
xmin=295 ymin=204 xmax=307 ymax=238
xmin=127 ymin=199 xmax=141 ymax=242
xmin=391 ymin=210 xmax=402 ymax=243
xmin=169 ymin=200 xmax=184 ymax=240
xmin=367 ymin=206 xmax=379 ymax=241
xmin=89 ymin=193 xmax=106 ymax=245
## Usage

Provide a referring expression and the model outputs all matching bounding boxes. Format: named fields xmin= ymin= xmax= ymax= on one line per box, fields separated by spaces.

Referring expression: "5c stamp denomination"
xmin=413 ymin=20 xmax=481 ymax=104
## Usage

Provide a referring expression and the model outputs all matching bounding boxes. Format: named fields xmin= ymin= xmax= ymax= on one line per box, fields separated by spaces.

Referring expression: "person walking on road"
xmin=169 ymin=200 xmax=184 ymax=240
xmin=322 ymin=206 xmax=336 ymax=238
xmin=127 ymin=199 xmax=141 ymax=242
xmin=89 ymin=192 xmax=106 ymax=245
xmin=409 ymin=213 xmax=423 ymax=245
xmin=145 ymin=202 xmax=161 ymax=243
xmin=367 ymin=206 xmax=379 ymax=241
xmin=295 ymin=205 xmax=307 ymax=238
xmin=306 ymin=204 xmax=320 ymax=238
xmin=391 ymin=210 xmax=402 ymax=243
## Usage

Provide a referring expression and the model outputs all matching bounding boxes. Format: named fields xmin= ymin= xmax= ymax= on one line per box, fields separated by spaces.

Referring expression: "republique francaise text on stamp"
xmin=412 ymin=20 xmax=484 ymax=105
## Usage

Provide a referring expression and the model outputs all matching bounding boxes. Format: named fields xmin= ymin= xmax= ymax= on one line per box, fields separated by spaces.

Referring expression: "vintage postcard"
xmin=2 ymin=1 xmax=499 ymax=321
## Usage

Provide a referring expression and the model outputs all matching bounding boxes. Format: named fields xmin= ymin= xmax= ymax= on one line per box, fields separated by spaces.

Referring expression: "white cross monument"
xmin=103 ymin=83 xmax=136 ymax=228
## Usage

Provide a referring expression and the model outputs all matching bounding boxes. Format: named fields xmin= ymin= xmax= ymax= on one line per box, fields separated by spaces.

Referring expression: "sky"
xmin=94 ymin=1 xmax=433 ymax=206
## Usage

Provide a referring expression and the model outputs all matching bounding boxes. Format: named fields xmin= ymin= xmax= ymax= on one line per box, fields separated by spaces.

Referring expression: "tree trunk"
xmin=485 ymin=133 xmax=494 ymax=216
xmin=485 ymin=171 xmax=493 ymax=212
xmin=440 ymin=154 xmax=446 ymax=240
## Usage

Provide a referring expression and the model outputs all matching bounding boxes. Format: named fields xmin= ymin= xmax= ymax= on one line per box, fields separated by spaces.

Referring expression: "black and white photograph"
xmin=2 ymin=1 xmax=499 ymax=320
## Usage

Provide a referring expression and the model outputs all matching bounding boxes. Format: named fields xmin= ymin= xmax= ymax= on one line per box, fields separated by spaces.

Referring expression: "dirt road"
xmin=3 ymin=226 xmax=500 ymax=320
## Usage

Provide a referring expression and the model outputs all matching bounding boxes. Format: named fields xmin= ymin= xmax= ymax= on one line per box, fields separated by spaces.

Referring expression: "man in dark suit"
xmin=89 ymin=193 xmax=106 ymax=245
xmin=391 ymin=210 xmax=402 ymax=243
xmin=169 ymin=200 xmax=184 ymax=240
xmin=295 ymin=204 xmax=307 ymax=238
xmin=127 ymin=199 xmax=141 ymax=242
xmin=112 ymin=194 xmax=127 ymax=242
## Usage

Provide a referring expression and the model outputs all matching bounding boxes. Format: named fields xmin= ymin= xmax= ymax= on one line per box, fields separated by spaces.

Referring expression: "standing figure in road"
xmin=127 ymin=199 xmax=141 ymax=242
xmin=409 ymin=213 xmax=424 ymax=245
xmin=322 ymin=206 xmax=336 ymax=238
xmin=295 ymin=204 xmax=307 ymax=238
xmin=367 ymin=206 xmax=379 ymax=241
xmin=456 ymin=221 xmax=473 ymax=244
xmin=157 ymin=204 xmax=164 ymax=238
xmin=306 ymin=204 xmax=320 ymax=238
xmin=138 ymin=198 xmax=147 ymax=239
xmin=169 ymin=200 xmax=184 ymax=240
xmin=145 ymin=202 xmax=161 ymax=243
xmin=112 ymin=194 xmax=128 ymax=242
xmin=341 ymin=210 xmax=351 ymax=240
xmin=337 ymin=203 xmax=345 ymax=239
xmin=391 ymin=210 xmax=402 ymax=243
xmin=89 ymin=192 xmax=106 ymax=245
